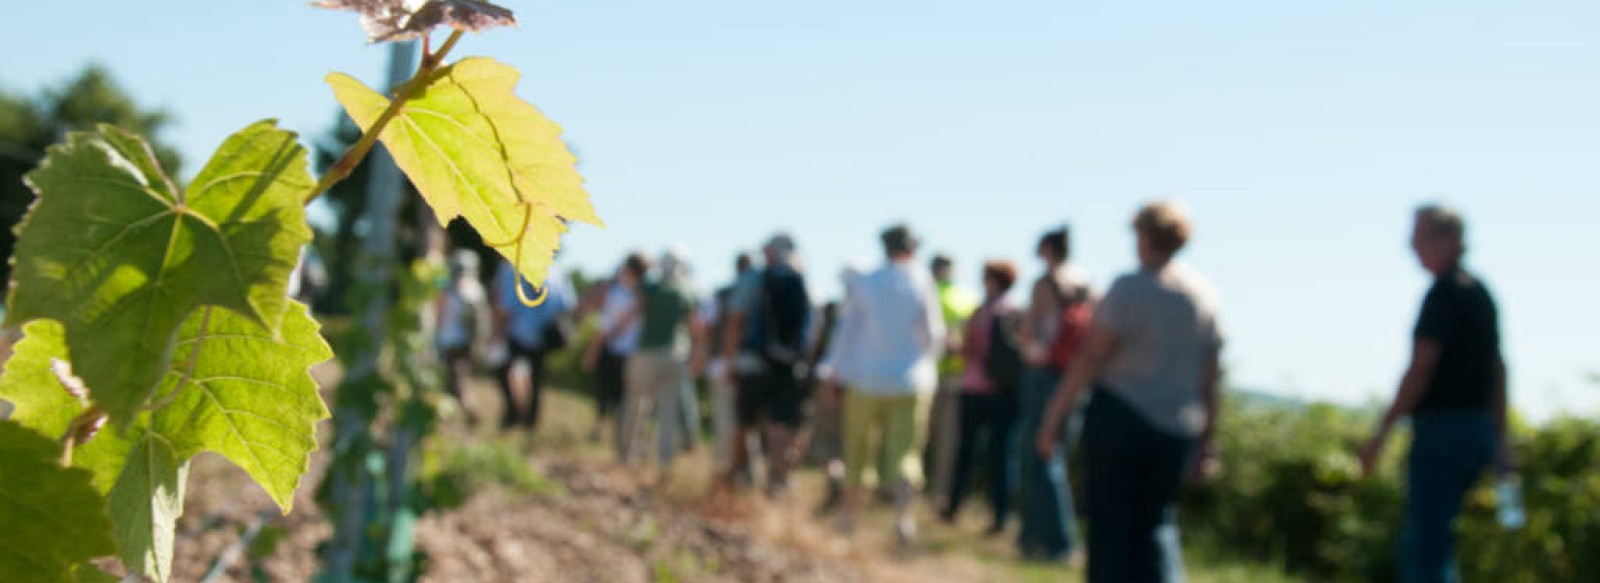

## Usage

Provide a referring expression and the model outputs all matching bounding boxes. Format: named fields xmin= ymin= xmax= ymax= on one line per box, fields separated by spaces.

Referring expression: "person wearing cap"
xmin=1358 ymin=204 xmax=1507 ymax=583
xmin=615 ymin=247 xmax=706 ymax=473
xmin=819 ymin=224 xmax=946 ymax=546
xmin=721 ymin=234 xmax=812 ymax=493
xmin=924 ymin=253 xmax=980 ymax=507
xmin=1037 ymin=201 xmax=1224 ymax=583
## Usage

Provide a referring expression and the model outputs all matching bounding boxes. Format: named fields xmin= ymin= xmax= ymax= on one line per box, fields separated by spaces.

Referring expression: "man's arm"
xmin=921 ymin=283 xmax=947 ymax=356
xmin=817 ymin=292 xmax=862 ymax=406
xmin=1491 ymin=353 xmax=1512 ymax=471
xmin=720 ymin=277 xmax=755 ymax=381
xmin=583 ymin=300 xmax=639 ymax=371
xmin=720 ymin=311 xmax=744 ymax=380
xmin=1492 ymin=354 xmax=1507 ymax=437
xmin=1036 ymin=325 xmax=1117 ymax=458
xmin=688 ymin=306 xmax=709 ymax=376
xmin=1191 ymin=346 xmax=1223 ymax=483
xmin=488 ymin=269 xmax=512 ymax=341
xmin=1023 ymin=278 xmax=1057 ymax=366
xmin=1359 ymin=338 xmax=1442 ymax=476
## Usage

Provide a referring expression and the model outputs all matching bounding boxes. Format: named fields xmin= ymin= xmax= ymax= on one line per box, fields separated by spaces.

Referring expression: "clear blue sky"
xmin=6 ymin=0 xmax=1597 ymax=420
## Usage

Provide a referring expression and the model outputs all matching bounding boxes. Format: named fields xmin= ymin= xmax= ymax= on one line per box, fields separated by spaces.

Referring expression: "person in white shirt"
xmin=819 ymin=224 xmax=946 ymax=546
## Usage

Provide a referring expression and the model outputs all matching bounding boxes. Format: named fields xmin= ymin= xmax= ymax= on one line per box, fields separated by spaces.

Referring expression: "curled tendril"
xmin=482 ymin=203 xmax=548 ymax=308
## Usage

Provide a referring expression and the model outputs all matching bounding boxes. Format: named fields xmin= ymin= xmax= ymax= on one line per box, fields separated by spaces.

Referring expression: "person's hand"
xmin=1022 ymin=342 xmax=1049 ymax=368
xmin=1188 ymin=444 xmax=1221 ymax=486
xmin=721 ymin=359 xmax=739 ymax=385
xmin=1358 ymin=434 xmax=1386 ymax=478
xmin=1035 ymin=422 xmax=1060 ymax=459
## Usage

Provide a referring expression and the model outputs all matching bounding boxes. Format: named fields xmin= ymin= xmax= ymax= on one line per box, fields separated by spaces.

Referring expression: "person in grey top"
xmin=1036 ymin=200 xmax=1223 ymax=583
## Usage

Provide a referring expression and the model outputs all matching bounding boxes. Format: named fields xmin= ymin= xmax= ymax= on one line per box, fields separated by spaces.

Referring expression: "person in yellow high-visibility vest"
xmin=924 ymin=254 xmax=979 ymax=507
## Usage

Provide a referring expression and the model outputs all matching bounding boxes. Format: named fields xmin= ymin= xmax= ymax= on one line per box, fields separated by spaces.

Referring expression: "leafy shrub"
xmin=1185 ymin=398 xmax=1600 ymax=583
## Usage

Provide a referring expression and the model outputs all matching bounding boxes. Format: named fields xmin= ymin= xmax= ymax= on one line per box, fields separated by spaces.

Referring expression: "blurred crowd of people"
xmin=430 ymin=200 xmax=1506 ymax=583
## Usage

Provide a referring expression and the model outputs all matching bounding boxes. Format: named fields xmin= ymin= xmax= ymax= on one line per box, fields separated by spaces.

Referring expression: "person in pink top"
xmin=940 ymin=260 xmax=1024 ymax=535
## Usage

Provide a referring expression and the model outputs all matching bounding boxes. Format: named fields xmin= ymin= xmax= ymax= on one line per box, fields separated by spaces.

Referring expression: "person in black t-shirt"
xmin=1359 ymin=204 xmax=1508 ymax=583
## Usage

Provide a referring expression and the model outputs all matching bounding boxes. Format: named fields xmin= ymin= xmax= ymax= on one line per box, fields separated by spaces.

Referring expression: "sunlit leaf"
xmin=105 ymin=431 xmax=187 ymax=583
xmin=152 ymin=303 xmax=333 ymax=512
xmin=327 ymin=57 xmax=602 ymax=288
xmin=0 ymin=420 xmax=116 ymax=583
xmin=5 ymin=121 xmax=314 ymax=428
xmin=0 ymin=320 xmax=81 ymax=438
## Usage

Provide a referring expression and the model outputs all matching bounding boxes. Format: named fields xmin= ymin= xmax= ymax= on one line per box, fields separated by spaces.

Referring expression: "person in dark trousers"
xmin=1038 ymin=201 xmax=1224 ymax=583
xmin=1359 ymin=204 xmax=1508 ymax=583
xmin=490 ymin=258 xmax=575 ymax=430
xmin=583 ymin=254 xmax=648 ymax=446
xmin=942 ymin=260 xmax=1023 ymax=536
xmin=1015 ymin=227 xmax=1091 ymax=562
xmin=720 ymin=234 xmax=811 ymax=495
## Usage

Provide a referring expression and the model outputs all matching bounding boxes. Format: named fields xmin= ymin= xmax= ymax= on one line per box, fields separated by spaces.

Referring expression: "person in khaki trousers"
xmin=614 ymin=248 xmax=706 ymax=477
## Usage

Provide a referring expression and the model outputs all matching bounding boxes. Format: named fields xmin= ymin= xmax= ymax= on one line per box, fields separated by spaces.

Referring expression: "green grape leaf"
xmin=106 ymin=432 xmax=187 ymax=583
xmin=1 ymin=303 xmax=330 ymax=501
xmin=0 ymin=302 xmax=330 ymax=580
xmin=0 ymin=320 xmax=81 ymax=438
xmin=152 ymin=302 xmax=333 ymax=512
xmin=327 ymin=57 xmax=602 ymax=288
xmin=0 ymin=420 xmax=116 ymax=583
xmin=6 ymin=121 xmax=314 ymax=428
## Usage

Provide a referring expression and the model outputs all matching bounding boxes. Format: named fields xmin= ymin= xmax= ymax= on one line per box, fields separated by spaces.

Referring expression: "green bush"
xmin=1185 ymin=398 xmax=1600 ymax=583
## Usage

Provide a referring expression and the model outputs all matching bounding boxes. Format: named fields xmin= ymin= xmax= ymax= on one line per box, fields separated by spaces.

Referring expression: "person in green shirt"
xmin=617 ymin=248 xmax=707 ymax=477
xmin=926 ymin=254 xmax=980 ymax=504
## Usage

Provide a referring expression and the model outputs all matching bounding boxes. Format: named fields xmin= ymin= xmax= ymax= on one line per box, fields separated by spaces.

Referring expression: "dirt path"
xmin=415 ymin=460 xmax=874 ymax=583
xmin=165 ymin=382 xmax=1019 ymax=583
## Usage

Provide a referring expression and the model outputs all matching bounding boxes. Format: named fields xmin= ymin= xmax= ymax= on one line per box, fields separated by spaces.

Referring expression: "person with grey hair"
xmin=615 ymin=247 xmax=706 ymax=474
xmin=1359 ymin=204 xmax=1507 ymax=583
xmin=720 ymin=234 xmax=812 ymax=495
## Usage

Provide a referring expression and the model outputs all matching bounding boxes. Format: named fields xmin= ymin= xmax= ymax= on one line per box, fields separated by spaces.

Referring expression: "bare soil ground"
xmin=165 ymin=376 xmax=1283 ymax=583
